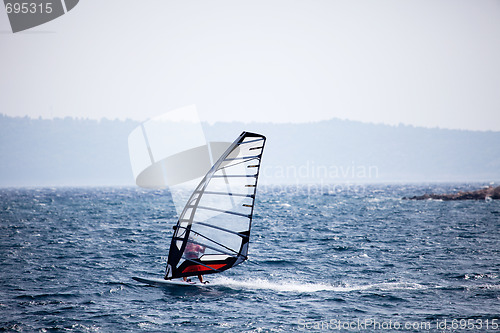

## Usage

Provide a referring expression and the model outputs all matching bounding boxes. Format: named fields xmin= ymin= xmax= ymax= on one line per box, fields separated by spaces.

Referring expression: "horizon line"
xmin=1 ymin=113 xmax=499 ymax=133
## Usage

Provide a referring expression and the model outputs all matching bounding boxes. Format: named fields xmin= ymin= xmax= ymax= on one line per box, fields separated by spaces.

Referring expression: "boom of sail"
xmin=165 ymin=132 xmax=266 ymax=279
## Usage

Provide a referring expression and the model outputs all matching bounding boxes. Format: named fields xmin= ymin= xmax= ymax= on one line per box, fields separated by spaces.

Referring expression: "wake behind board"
xmin=132 ymin=276 xmax=206 ymax=287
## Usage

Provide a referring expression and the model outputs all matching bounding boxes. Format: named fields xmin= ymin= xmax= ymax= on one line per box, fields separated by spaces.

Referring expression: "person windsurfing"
xmin=182 ymin=237 xmax=206 ymax=283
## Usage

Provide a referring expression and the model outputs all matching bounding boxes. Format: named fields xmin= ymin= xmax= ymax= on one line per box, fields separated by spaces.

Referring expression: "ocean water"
xmin=1 ymin=184 xmax=499 ymax=332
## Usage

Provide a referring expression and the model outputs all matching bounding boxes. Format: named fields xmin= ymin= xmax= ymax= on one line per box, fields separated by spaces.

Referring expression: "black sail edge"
xmin=164 ymin=132 xmax=266 ymax=280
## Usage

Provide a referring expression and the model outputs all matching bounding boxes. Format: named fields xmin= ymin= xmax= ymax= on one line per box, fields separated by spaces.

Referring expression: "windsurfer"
xmin=183 ymin=238 xmax=206 ymax=283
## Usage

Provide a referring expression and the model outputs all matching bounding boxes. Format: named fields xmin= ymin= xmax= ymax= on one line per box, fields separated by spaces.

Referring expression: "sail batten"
xmin=237 ymin=138 xmax=264 ymax=145
xmin=198 ymin=190 xmax=254 ymax=198
xmin=195 ymin=205 xmax=251 ymax=218
xmin=177 ymin=227 xmax=242 ymax=255
xmin=191 ymin=221 xmax=250 ymax=238
xmin=224 ymin=155 xmax=261 ymax=161
xmin=212 ymin=175 xmax=257 ymax=178
xmin=165 ymin=132 xmax=266 ymax=280
xmin=188 ymin=240 xmax=239 ymax=257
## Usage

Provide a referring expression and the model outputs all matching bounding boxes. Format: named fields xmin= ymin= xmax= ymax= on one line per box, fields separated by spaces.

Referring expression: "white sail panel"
xmin=127 ymin=106 xmax=232 ymax=215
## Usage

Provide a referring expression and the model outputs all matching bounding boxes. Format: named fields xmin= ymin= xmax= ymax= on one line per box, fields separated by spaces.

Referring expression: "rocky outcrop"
xmin=404 ymin=185 xmax=500 ymax=201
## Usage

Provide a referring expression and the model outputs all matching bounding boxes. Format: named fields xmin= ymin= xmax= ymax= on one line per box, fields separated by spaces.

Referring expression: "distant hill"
xmin=210 ymin=120 xmax=500 ymax=184
xmin=1 ymin=115 xmax=499 ymax=186
xmin=0 ymin=116 xmax=137 ymax=187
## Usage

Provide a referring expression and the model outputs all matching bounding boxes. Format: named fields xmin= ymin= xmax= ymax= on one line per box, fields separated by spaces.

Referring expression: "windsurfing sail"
xmin=164 ymin=132 xmax=266 ymax=279
xmin=127 ymin=105 xmax=232 ymax=216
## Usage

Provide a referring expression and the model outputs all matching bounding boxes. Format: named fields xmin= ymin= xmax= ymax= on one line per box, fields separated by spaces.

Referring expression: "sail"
xmin=127 ymin=105 xmax=232 ymax=216
xmin=165 ymin=132 xmax=266 ymax=279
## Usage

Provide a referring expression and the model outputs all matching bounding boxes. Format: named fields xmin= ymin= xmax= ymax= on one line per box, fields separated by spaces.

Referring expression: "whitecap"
xmin=210 ymin=277 xmax=426 ymax=293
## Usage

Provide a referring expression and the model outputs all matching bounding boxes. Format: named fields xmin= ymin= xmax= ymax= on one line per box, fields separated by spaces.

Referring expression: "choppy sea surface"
xmin=1 ymin=184 xmax=499 ymax=332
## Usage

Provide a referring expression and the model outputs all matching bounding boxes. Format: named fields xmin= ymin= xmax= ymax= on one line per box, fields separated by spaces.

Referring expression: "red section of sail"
xmin=182 ymin=264 xmax=226 ymax=273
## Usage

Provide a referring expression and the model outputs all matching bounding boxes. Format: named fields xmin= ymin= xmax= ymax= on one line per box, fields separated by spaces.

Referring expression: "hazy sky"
xmin=1 ymin=0 xmax=500 ymax=131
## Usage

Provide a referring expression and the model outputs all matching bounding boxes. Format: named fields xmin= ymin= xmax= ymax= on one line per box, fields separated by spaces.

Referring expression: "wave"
xmin=211 ymin=278 xmax=499 ymax=294
xmin=209 ymin=277 xmax=427 ymax=293
xmin=15 ymin=292 xmax=79 ymax=300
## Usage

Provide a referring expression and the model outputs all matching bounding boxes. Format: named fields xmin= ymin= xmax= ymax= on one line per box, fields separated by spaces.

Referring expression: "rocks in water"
xmin=404 ymin=185 xmax=500 ymax=201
